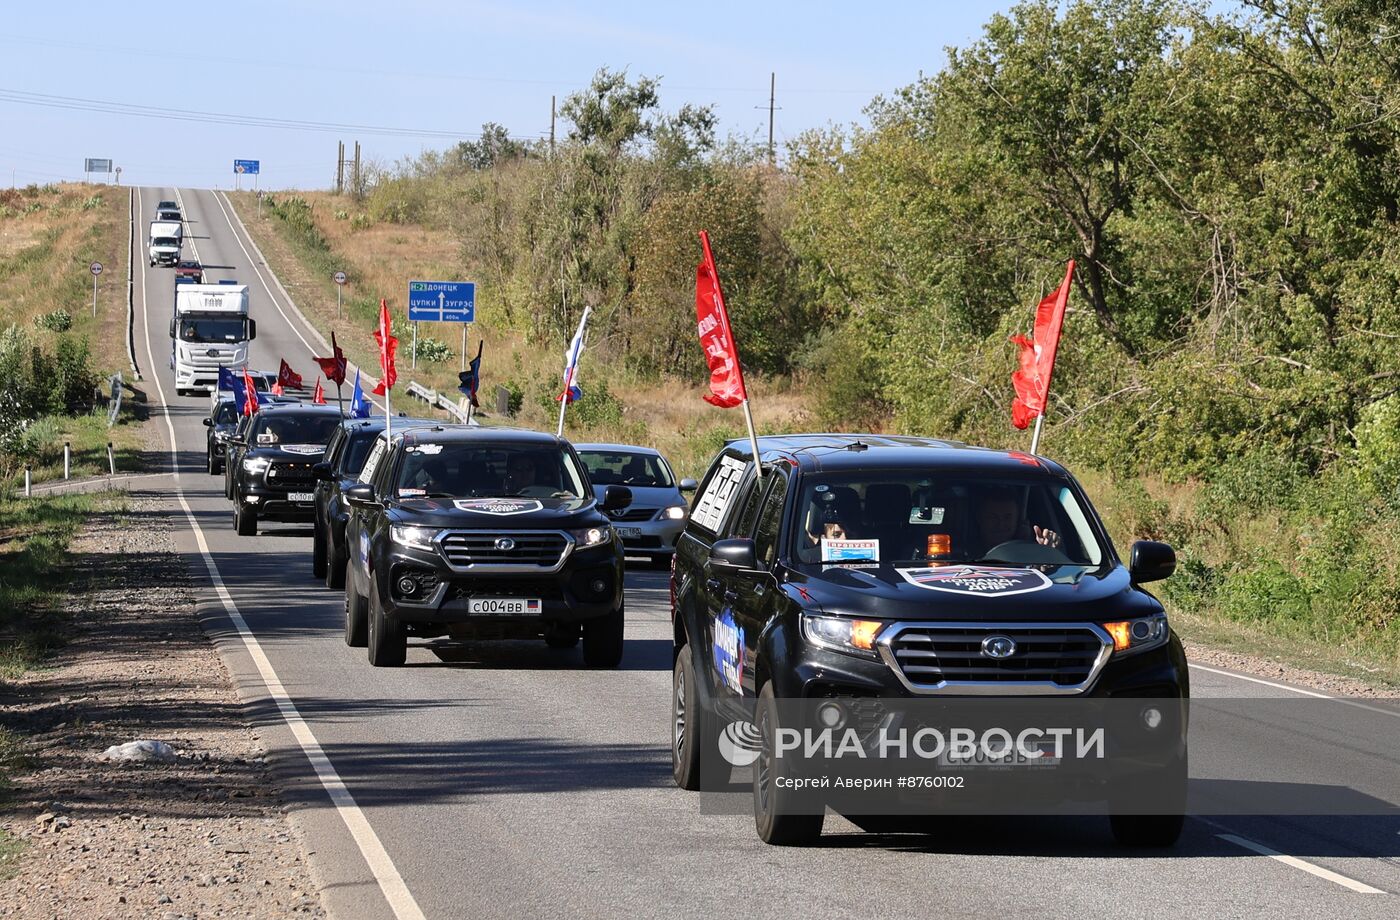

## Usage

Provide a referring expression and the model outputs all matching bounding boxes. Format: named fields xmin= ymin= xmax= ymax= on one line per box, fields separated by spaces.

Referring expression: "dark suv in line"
xmin=341 ymin=427 xmax=631 ymax=667
xmin=228 ymin=404 xmax=344 ymax=535
xmin=669 ymin=434 xmax=1187 ymax=848
xmin=311 ymin=415 xmax=438 ymax=588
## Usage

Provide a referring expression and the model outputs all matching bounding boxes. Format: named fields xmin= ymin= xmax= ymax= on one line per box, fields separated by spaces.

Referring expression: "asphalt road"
xmin=131 ymin=187 xmax=1399 ymax=919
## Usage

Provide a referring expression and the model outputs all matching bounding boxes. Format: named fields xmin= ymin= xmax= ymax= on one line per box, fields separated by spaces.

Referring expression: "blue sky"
xmin=0 ymin=1 xmax=1015 ymax=190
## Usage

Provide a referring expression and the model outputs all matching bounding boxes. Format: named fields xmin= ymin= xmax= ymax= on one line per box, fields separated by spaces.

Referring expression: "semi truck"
xmin=148 ymin=219 xmax=183 ymax=266
xmin=169 ymin=280 xmax=257 ymax=395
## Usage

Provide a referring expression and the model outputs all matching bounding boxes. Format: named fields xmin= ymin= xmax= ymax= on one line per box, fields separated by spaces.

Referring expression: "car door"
xmin=731 ymin=465 xmax=790 ymax=698
xmin=346 ymin=436 xmax=388 ymax=597
xmin=704 ymin=464 xmax=768 ymax=715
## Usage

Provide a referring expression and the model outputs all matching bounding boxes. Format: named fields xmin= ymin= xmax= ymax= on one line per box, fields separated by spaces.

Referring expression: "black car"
xmin=311 ymin=415 xmax=438 ymax=588
xmin=202 ymin=398 xmax=240 ymax=475
xmin=341 ymin=427 xmax=631 ymax=667
xmin=229 ymin=404 xmax=344 ymax=535
xmin=669 ymin=434 xmax=1187 ymax=847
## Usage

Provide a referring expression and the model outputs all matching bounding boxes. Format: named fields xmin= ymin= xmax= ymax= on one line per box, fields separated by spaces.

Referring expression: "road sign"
xmin=233 ymin=159 xmax=260 ymax=175
xmin=84 ymin=158 xmax=112 ymax=173
xmin=90 ymin=261 xmax=103 ymax=276
xmin=333 ymin=271 xmax=347 ymax=285
xmin=408 ymin=281 xmax=475 ymax=323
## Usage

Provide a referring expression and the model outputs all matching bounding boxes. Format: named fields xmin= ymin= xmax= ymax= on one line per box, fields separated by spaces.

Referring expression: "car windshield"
xmin=251 ymin=414 xmax=340 ymax=447
xmin=790 ymin=473 xmax=1106 ymax=570
xmin=154 ymin=237 xmax=179 ymax=247
xmin=395 ymin=443 xmax=587 ymax=500
xmin=214 ymin=402 xmax=238 ymax=425
xmin=343 ymin=431 xmax=384 ymax=475
xmin=577 ymin=450 xmax=674 ymax=488
xmin=179 ymin=317 xmax=245 ymax=343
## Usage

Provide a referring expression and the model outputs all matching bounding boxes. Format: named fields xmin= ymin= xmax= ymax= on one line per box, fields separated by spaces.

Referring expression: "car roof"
xmin=396 ymin=426 xmax=565 ymax=448
xmin=723 ymin=433 xmax=1069 ymax=477
xmin=338 ymin=416 xmax=438 ymax=434
xmin=252 ymin=403 xmax=343 ymax=417
xmin=573 ymin=443 xmax=662 ymax=456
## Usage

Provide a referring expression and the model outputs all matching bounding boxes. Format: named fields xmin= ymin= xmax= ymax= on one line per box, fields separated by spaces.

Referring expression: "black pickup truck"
xmin=341 ymin=426 xmax=631 ymax=667
xmin=669 ymin=434 xmax=1187 ymax=848
xmin=228 ymin=404 xmax=344 ymax=536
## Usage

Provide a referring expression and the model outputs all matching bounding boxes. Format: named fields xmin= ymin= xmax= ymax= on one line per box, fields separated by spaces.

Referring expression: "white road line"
xmin=1188 ymin=662 xmax=1400 ymax=720
xmin=137 ymin=190 xmax=428 ymax=920
xmin=1216 ymin=833 xmax=1387 ymax=894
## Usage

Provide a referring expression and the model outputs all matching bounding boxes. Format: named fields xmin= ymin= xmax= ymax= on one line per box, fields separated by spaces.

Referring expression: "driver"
xmin=409 ymin=458 xmax=448 ymax=493
xmin=503 ymin=454 xmax=538 ymax=494
xmin=976 ymin=490 xmax=1060 ymax=551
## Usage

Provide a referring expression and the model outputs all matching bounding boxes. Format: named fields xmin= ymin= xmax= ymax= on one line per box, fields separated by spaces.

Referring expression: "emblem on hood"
xmin=452 ymin=498 xmax=544 ymax=515
xmin=278 ymin=444 xmax=325 ymax=456
xmin=898 ymin=565 xmax=1052 ymax=597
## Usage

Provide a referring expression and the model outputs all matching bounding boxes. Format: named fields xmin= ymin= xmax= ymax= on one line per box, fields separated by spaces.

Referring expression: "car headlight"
xmin=569 ymin=525 xmax=613 ymax=548
xmin=800 ymin=613 xmax=884 ymax=659
xmin=1102 ymin=613 xmax=1170 ymax=656
xmin=390 ymin=525 xmax=438 ymax=551
xmin=242 ymin=457 xmax=269 ymax=474
xmin=215 ymin=431 xmax=229 ymax=442
xmin=660 ymin=505 xmax=687 ymax=521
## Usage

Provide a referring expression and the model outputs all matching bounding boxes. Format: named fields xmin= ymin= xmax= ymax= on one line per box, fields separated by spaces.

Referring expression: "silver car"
xmin=575 ymin=443 xmax=697 ymax=568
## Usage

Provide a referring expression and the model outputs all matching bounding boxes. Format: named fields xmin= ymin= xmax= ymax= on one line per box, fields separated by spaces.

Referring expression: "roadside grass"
xmin=0 ymin=827 xmax=22 ymax=883
xmin=3 ymin=402 xmax=147 ymax=492
xmin=0 ymin=491 xmax=123 ymax=680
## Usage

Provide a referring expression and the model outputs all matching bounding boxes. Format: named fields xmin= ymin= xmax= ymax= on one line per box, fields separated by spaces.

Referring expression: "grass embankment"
xmin=0 ymin=183 xmax=146 ymax=488
xmin=227 ymin=190 xmax=813 ymax=479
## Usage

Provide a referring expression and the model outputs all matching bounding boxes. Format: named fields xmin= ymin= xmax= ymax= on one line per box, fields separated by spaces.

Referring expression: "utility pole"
xmin=336 ymin=140 xmax=344 ymax=194
xmin=767 ymin=72 xmax=776 ymax=164
xmin=550 ymin=95 xmax=556 ymax=156
xmin=353 ymin=141 xmax=361 ymax=198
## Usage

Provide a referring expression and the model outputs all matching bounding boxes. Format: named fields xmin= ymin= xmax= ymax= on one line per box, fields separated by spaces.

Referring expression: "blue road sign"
xmin=233 ymin=159 xmax=260 ymax=175
xmin=408 ymin=281 xmax=475 ymax=323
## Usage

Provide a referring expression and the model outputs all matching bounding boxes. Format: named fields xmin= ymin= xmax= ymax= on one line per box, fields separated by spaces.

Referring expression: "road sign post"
xmin=334 ymin=271 xmax=347 ymax=319
xmin=90 ymin=261 xmax=103 ymax=316
xmin=411 ymin=321 xmax=419 ymax=370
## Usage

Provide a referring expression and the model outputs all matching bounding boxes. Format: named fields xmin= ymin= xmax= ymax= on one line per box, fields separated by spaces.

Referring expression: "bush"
xmin=33 ymin=309 xmax=72 ymax=333
xmin=415 ymin=337 xmax=453 ymax=363
xmin=0 ymin=325 xmax=97 ymax=460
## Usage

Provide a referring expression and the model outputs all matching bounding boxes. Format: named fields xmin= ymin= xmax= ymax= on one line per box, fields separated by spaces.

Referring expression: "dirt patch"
xmin=0 ymin=495 xmax=325 ymax=918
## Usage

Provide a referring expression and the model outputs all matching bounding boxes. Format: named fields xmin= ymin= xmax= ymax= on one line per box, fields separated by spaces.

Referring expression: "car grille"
xmin=446 ymin=578 xmax=564 ymax=601
xmin=266 ymin=460 xmax=317 ymax=491
xmin=882 ymin=623 xmax=1110 ymax=695
xmin=609 ymin=506 xmax=658 ymax=522
xmin=439 ymin=531 xmax=569 ymax=568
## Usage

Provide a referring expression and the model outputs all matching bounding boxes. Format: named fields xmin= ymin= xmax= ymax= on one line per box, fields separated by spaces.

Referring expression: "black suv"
xmin=229 ymin=404 xmax=344 ymax=535
xmin=341 ymin=427 xmax=631 ymax=667
xmin=203 ymin=397 xmax=240 ymax=475
xmin=669 ymin=435 xmax=1187 ymax=847
xmin=311 ymin=415 xmax=437 ymax=588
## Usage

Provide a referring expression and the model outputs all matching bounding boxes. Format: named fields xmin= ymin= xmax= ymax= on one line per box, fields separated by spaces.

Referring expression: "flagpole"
xmin=336 ymin=381 xmax=344 ymax=416
xmin=556 ymin=388 xmax=568 ymax=438
xmin=385 ymin=385 xmax=392 ymax=444
xmin=557 ymin=306 xmax=591 ymax=439
xmin=1030 ymin=414 xmax=1045 ymax=456
xmin=741 ymin=398 xmax=763 ymax=481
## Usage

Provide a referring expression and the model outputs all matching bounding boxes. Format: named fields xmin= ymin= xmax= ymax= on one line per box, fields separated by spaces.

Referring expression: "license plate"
xmin=468 ymin=598 xmax=542 ymax=615
xmin=287 ymin=492 xmax=314 ymax=502
xmin=616 ymin=526 xmax=642 ymax=539
xmin=937 ymin=746 xmax=1060 ymax=768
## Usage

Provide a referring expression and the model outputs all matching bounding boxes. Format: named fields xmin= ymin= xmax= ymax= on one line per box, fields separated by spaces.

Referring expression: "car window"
xmin=394 ymin=443 xmax=587 ymax=500
xmin=323 ymin=428 xmax=346 ymax=467
xmin=753 ymin=469 xmax=790 ymax=566
xmin=342 ymin=430 xmax=384 ymax=476
xmin=689 ymin=454 xmax=748 ymax=535
xmin=576 ymin=450 xmax=674 ymax=488
xmin=214 ymin=402 xmax=237 ymax=425
xmin=727 ymin=473 xmax=765 ymax=540
xmin=358 ymin=438 xmax=387 ymax=484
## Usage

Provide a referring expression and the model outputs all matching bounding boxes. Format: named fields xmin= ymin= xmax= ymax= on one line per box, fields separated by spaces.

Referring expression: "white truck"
xmin=148 ymin=220 xmax=183 ymax=266
xmin=169 ymin=281 xmax=257 ymax=395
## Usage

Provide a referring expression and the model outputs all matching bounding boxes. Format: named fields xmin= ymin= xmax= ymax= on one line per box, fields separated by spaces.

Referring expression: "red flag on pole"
xmin=312 ymin=376 xmax=326 ymax=405
xmin=240 ymin=368 xmax=259 ymax=416
xmin=277 ymin=358 xmax=302 ymax=390
xmin=1010 ymin=260 xmax=1075 ymax=430
xmin=695 ymin=230 xmax=747 ymax=409
xmin=314 ymin=331 xmax=347 ymax=386
xmin=371 ymin=299 xmax=397 ymax=396
xmin=270 ymin=382 xmax=284 ymax=396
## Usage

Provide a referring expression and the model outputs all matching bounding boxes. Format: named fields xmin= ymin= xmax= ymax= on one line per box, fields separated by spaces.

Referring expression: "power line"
xmin=0 ymin=88 xmax=547 ymax=141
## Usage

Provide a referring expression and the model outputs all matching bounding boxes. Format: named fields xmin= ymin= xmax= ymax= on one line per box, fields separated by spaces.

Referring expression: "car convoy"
xmin=176 ymin=248 xmax=1185 ymax=850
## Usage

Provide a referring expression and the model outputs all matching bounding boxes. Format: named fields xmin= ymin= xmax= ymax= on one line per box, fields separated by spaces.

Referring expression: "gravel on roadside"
xmin=0 ymin=493 xmax=326 ymax=919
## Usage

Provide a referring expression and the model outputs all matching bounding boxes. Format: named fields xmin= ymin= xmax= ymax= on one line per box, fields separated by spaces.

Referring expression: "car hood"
xmin=389 ymin=495 xmax=608 ymax=530
xmin=783 ymin=562 xmax=1162 ymax=624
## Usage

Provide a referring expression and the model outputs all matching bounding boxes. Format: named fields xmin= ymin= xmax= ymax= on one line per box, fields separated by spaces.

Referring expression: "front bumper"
xmin=612 ymin=515 xmax=684 ymax=558
xmin=239 ymin=483 xmax=316 ymax=522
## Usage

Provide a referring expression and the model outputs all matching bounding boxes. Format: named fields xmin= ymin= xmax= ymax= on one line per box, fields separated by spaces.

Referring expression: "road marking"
xmin=1216 ymin=833 xmax=1386 ymax=894
xmin=1188 ymin=662 xmax=1400 ymax=720
xmin=138 ymin=189 xmax=427 ymax=920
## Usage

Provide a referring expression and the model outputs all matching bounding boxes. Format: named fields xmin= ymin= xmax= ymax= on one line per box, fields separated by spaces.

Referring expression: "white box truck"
xmin=148 ymin=220 xmax=183 ymax=266
xmin=169 ymin=281 xmax=257 ymax=395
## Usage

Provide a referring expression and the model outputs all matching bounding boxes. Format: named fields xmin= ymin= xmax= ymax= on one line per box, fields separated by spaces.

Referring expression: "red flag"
xmin=277 ymin=358 xmax=302 ymax=390
xmin=695 ymin=230 xmax=747 ymax=408
xmin=314 ymin=331 xmax=347 ymax=386
xmin=240 ymin=368 xmax=259 ymax=416
xmin=312 ymin=376 xmax=326 ymax=405
xmin=1010 ymin=261 xmax=1075 ymax=430
xmin=371 ymin=298 xmax=397 ymax=396
xmin=270 ymin=382 xmax=284 ymax=396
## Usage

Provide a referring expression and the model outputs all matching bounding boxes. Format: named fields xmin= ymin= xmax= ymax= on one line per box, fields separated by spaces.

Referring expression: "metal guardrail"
xmin=406 ymin=381 xmax=472 ymax=423
xmin=125 ymin=187 xmax=140 ymax=379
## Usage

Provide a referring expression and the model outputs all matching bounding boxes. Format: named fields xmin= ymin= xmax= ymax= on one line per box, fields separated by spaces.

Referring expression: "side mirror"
xmin=600 ymin=485 xmax=632 ymax=512
xmin=312 ymin=461 xmax=333 ymax=481
xmin=343 ymin=483 xmax=379 ymax=508
xmin=247 ymin=319 xmax=257 ymax=340
xmin=679 ymin=478 xmax=698 ymax=493
xmin=202 ymin=418 xmax=213 ymax=427
xmin=1129 ymin=540 xmax=1176 ymax=584
xmin=168 ymin=319 xmax=175 ymax=338
xmin=709 ymin=537 xmax=760 ymax=576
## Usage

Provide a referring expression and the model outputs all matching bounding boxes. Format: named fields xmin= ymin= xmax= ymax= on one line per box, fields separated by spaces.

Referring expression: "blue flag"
xmin=457 ymin=340 xmax=483 ymax=408
xmin=349 ymin=369 xmax=370 ymax=418
xmin=217 ymin=366 xmax=238 ymax=394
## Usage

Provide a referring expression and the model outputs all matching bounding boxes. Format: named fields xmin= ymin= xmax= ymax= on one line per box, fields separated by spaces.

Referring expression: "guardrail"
xmin=405 ymin=381 xmax=472 ymax=423
xmin=125 ymin=187 xmax=140 ymax=379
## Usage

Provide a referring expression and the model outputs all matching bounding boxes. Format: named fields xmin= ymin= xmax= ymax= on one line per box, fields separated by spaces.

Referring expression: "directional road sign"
xmin=408 ymin=281 xmax=475 ymax=324
xmin=333 ymin=271 xmax=347 ymax=285
xmin=90 ymin=261 xmax=103 ymax=276
xmin=233 ymin=159 xmax=260 ymax=175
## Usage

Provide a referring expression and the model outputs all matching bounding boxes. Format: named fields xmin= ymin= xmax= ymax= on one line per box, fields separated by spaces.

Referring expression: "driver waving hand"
xmin=976 ymin=492 xmax=1060 ymax=551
